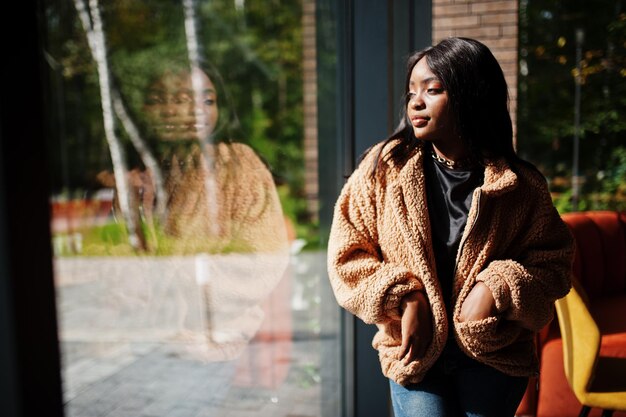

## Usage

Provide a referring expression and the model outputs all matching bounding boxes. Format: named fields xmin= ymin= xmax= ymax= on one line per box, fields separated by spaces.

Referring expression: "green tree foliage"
xmin=195 ymin=0 xmax=304 ymax=205
xmin=44 ymin=1 xmax=106 ymax=196
xmin=43 ymin=0 xmax=308 ymax=228
xmin=518 ymin=0 xmax=626 ymax=211
xmin=45 ymin=0 xmax=303 ymax=208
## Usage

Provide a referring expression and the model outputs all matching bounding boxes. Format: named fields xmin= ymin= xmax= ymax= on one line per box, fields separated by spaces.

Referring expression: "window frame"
xmin=0 ymin=1 xmax=430 ymax=416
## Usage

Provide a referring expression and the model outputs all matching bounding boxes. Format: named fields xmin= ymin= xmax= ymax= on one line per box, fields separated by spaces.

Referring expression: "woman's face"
xmin=406 ymin=58 xmax=456 ymax=147
xmin=143 ymin=67 xmax=219 ymax=141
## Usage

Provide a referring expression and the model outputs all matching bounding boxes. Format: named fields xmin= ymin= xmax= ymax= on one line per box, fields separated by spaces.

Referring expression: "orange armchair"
xmin=517 ymin=211 xmax=626 ymax=417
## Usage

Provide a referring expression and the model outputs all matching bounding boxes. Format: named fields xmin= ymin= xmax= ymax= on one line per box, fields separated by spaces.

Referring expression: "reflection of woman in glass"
xmin=98 ymin=59 xmax=290 ymax=360
xmin=327 ymin=38 xmax=574 ymax=416
xmin=138 ymin=62 xmax=287 ymax=256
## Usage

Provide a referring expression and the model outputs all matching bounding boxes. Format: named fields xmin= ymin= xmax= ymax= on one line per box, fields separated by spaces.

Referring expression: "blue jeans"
xmin=389 ymin=344 xmax=528 ymax=417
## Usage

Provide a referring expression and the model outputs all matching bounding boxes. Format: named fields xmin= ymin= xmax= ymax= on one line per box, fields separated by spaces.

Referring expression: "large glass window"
xmin=518 ymin=0 xmax=626 ymax=212
xmin=41 ymin=1 xmax=340 ymax=416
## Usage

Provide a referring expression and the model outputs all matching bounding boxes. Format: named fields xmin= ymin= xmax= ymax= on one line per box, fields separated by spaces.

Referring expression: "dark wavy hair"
xmin=372 ymin=37 xmax=522 ymax=172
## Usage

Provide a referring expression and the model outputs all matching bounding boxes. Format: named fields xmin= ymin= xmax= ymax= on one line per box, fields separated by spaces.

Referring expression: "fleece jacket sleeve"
xmin=327 ymin=150 xmax=423 ymax=324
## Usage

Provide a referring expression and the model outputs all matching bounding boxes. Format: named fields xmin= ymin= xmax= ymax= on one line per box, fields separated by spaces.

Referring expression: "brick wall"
xmin=432 ymin=0 xmax=519 ymax=137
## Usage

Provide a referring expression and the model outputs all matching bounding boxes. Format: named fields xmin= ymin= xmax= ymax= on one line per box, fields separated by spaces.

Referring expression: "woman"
xmin=94 ymin=59 xmax=290 ymax=360
xmin=142 ymin=63 xmax=283 ymax=249
xmin=102 ymin=58 xmax=287 ymax=254
xmin=327 ymin=37 xmax=574 ymax=416
xmin=141 ymin=61 xmax=290 ymax=353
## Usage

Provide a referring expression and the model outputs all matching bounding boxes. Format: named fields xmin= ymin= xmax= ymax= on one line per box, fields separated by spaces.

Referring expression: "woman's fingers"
xmin=400 ymin=334 xmax=427 ymax=364
xmin=399 ymin=290 xmax=433 ymax=364
xmin=400 ymin=334 xmax=410 ymax=359
xmin=415 ymin=335 xmax=428 ymax=358
xmin=401 ymin=336 xmax=429 ymax=364
xmin=402 ymin=343 xmax=414 ymax=365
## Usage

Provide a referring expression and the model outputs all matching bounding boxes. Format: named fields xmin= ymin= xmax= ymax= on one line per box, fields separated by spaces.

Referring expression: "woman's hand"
xmin=459 ymin=282 xmax=497 ymax=322
xmin=399 ymin=291 xmax=432 ymax=365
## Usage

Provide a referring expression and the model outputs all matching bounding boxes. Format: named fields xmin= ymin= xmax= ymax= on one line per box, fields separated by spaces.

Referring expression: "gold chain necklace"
xmin=430 ymin=150 xmax=475 ymax=170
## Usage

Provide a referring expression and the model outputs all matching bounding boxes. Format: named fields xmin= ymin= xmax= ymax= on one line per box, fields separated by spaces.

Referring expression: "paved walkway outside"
xmin=56 ymin=251 xmax=341 ymax=417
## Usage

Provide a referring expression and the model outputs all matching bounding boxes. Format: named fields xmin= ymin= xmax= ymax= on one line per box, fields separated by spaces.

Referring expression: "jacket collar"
xmin=396 ymin=141 xmax=519 ymax=197
xmin=481 ymin=159 xmax=519 ymax=196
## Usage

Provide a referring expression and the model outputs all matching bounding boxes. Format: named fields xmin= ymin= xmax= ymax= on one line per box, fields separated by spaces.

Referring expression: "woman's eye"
xmin=204 ymin=98 xmax=216 ymax=105
xmin=145 ymin=95 xmax=163 ymax=105
xmin=427 ymin=87 xmax=444 ymax=94
xmin=176 ymin=94 xmax=193 ymax=103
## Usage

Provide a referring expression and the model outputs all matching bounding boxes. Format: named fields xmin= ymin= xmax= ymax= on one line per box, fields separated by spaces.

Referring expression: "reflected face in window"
xmin=143 ymin=67 xmax=219 ymax=142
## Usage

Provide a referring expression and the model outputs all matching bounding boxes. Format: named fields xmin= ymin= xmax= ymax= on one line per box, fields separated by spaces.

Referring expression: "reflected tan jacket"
xmin=162 ymin=142 xmax=288 ymax=254
xmin=327 ymin=140 xmax=574 ymax=386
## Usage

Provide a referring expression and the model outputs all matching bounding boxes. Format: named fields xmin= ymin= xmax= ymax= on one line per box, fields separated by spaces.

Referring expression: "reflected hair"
xmin=196 ymin=58 xmax=242 ymax=144
xmin=370 ymin=37 xmax=522 ymax=173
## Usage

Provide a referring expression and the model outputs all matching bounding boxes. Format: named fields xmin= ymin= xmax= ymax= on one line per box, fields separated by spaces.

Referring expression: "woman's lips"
xmin=156 ymin=123 xmax=210 ymax=133
xmin=161 ymin=123 xmax=206 ymax=129
xmin=411 ymin=116 xmax=429 ymax=127
xmin=153 ymin=123 xmax=212 ymax=140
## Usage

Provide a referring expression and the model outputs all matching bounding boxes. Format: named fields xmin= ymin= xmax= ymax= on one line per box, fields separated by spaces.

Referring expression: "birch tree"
xmin=183 ymin=0 xmax=219 ymax=236
xmin=112 ymin=90 xmax=167 ymax=222
xmin=73 ymin=0 xmax=167 ymax=248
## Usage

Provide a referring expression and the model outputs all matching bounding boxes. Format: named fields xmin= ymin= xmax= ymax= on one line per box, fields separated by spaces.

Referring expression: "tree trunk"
xmin=183 ymin=0 xmax=219 ymax=237
xmin=73 ymin=0 xmax=144 ymax=250
xmin=112 ymin=90 xmax=168 ymax=223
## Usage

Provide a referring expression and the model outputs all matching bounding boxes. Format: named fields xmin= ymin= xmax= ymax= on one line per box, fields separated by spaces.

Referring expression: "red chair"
xmin=517 ymin=211 xmax=626 ymax=417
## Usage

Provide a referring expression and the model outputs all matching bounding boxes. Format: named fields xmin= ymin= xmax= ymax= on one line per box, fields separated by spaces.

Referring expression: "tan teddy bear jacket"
xmin=327 ymin=140 xmax=574 ymax=386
